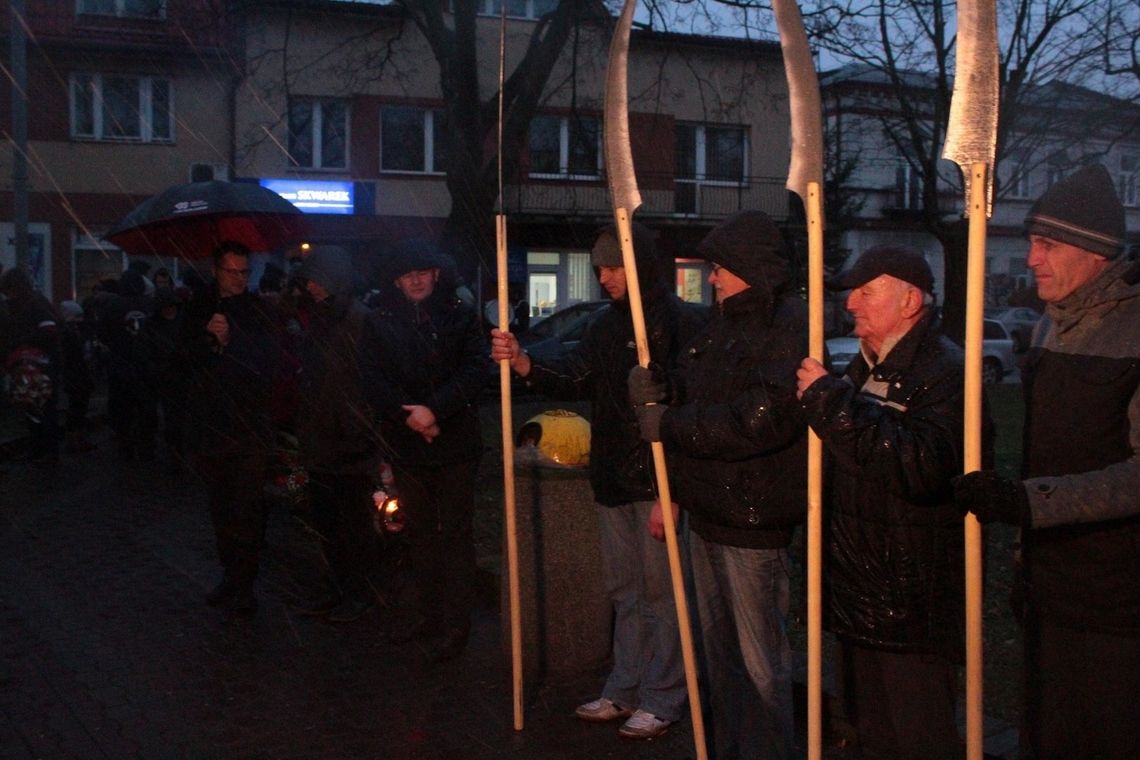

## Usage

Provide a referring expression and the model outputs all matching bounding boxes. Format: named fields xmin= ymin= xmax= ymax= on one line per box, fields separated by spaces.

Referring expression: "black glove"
xmin=952 ymin=470 xmax=1030 ymax=526
xmin=633 ymin=403 xmax=665 ymax=443
xmin=628 ymin=364 xmax=667 ymax=406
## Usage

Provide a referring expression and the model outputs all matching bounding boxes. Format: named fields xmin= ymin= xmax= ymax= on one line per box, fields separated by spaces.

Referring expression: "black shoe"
xmin=326 ymin=597 xmax=373 ymax=623
xmin=290 ymin=592 xmax=342 ymax=617
xmin=426 ymin=626 xmax=469 ymax=663
xmin=205 ymin=577 xmax=238 ymax=606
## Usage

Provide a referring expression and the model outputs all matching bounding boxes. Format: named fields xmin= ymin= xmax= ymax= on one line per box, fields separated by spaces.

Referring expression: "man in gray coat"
xmin=955 ymin=164 xmax=1139 ymax=759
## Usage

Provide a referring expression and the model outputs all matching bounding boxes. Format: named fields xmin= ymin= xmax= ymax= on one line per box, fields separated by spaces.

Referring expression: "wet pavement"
xmin=0 ymin=401 xmax=1016 ymax=759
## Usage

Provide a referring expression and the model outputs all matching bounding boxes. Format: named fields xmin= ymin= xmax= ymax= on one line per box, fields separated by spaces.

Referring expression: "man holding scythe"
xmin=955 ymin=166 xmax=1140 ymax=759
xmin=491 ymin=224 xmax=706 ymax=738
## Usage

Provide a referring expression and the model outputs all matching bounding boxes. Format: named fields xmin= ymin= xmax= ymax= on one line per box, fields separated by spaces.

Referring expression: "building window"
xmin=461 ymin=0 xmax=558 ymax=19
xmin=1004 ymin=150 xmax=1032 ymax=199
xmin=674 ymin=123 xmax=747 ymax=214
xmin=894 ymin=162 xmax=922 ymax=210
xmin=1119 ymin=153 xmax=1138 ymax=207
xmin=675 ymin=123 xmax=748 ymax=182
xmin=70 ymin=73 xmax=173 ymax=143
xmin=77 ymin=0 xmax=166 ymax=19
xmin=528 ymin=115 xmax=600 ymax=179
xmin=1009 ymin=257 xmax=1027 ymax=277
xmin=288 ymin=99 xmax=348 ymax=169
xmin=380 ymin=106 xmax=447 ymax=174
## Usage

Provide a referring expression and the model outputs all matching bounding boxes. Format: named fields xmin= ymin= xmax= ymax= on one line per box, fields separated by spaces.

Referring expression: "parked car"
xmin=519 ymin=300 xmax=609 ymax=362
xmin=825 ymin=317 xmax=1015 ymax=385
xmin=981 ymin=318 xmax=1016 ymax=385
xmin=986 ymin=306 xmax=1041 ymax=352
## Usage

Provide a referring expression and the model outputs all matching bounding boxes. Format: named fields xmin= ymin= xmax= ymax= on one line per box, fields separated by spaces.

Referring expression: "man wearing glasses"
xmin=182 ymin=241 xmax=281 ymax=616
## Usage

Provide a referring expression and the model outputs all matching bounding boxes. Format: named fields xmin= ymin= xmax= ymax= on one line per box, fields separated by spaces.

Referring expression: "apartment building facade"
xmin=3 ymin=0 xmax=793 ymax=312
xmin=822 ymin=64 xmax=1140 ymax=306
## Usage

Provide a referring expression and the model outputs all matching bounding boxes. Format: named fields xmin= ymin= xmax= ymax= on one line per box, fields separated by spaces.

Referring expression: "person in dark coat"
xmin=58 ymin=300 xmax=97 ymax=453
xmin=140 ymin=287 xmax=188 ymax=462
xmin=1 ymin=267 xmax=62 ymax=463
xmin=358 ymin=240 xmax=490 ymax=661
xmin=290 ymin=246 xmax=380 ymax=623
xmin=181 ymin=241 xmax=280 ymax=615
xmin=628 ymin=211 xmax=807 ymax=759
xmin=99 ymin=268 xmax=156 ymax=459
xmin=490 ymin=223 xmax=707 ymax=739
xmin=955 ymin=165 xmax=1139 ymax=759
xmin=796 ymin=245 xmax=979 ymax=759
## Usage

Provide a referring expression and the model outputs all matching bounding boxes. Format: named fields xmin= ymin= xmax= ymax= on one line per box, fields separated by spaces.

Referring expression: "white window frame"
xmin=528 ymin=114 xmax=601 ymax=181
xmin=1119 ymin=153 xmax=1138 ymax=207
xmin=469 ymin=0 xmax=558 ymax=19
xmin=288 ymin=98 xmax=350 ymax=170
xmin=1004 ymin=150 xmax=1032 ymax=200
xmin=379 ymin=106 xmax=446 ymax=175
xmin=70 ymin=72 xmax=174 ymax=143
xmin=894 ymin=161 xmax=922 ymax=210
xmin=675 ymin=122 xmax=749 ymax=187
xmin=76 ymin=0 xmax=166 ymax=19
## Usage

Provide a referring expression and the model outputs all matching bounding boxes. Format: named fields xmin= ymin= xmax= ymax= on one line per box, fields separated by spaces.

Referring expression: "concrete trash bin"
xmin=500 ymin=412 xmax=609 ymax=675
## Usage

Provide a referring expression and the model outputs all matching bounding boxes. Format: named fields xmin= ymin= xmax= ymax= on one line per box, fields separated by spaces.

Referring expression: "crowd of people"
xmin=1 ymin=164 xmax=1136 ymax=757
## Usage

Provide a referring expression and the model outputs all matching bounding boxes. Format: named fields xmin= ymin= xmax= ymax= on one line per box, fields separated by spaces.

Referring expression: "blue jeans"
xmin=596 ymin=501 xmax=686 ymax=722
xmin=689 ymin=531 xmax=794 ymax=760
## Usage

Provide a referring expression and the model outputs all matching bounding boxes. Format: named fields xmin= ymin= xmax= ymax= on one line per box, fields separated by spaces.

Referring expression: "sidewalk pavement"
xmin=0 ymin=410 xmax=1017 ymax=759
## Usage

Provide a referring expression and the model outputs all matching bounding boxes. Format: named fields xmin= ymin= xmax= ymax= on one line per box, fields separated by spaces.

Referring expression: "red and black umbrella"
xmin=104 ymin=180 xmax=308 ymax=260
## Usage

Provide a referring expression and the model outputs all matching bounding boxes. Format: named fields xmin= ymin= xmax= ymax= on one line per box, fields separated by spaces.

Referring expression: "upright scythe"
xmin=942 ymin=0 xmax=999 ymax=757
xmin=603 ymin=1 xmax=706 ymax=757
xmin=495 ymin=1 xmax=524 ymax=732
xmin=771 ymin=1 xmax=825 ymax=757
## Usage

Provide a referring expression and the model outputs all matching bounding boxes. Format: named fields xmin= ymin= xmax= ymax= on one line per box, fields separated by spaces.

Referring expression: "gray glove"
xmin=628 ymin=364 xmax=666 ymax=406
xmin=634 ymin=403 xmax=665 ymax=443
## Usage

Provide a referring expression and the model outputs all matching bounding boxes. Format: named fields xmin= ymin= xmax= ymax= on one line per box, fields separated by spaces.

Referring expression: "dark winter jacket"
xmin=180 ymin=284 xmax=280 ymax=454
xmin=99 ymin=271 xmax=153 ymax=383
xmin=801 ymin=312 xmax=974 ymax=655
xmin=358 ymin=246 xmax=489 ymax=467
xmin=1019 ymin=257 xmax=1140 ymax=634
xmin=661 ymin=287 xmax=808 ymax=549
xmin=295 ymin=247 xmax=378 ymax=474
xmin=520 ymin=227 xmax=708 ymax=507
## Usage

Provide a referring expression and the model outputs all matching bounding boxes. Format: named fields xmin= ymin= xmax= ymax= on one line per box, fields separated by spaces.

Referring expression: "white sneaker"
xmin=575 ymin=697 xmax=634 ymax=722
xmin=618 ymin=709 xmax=672 ymax=739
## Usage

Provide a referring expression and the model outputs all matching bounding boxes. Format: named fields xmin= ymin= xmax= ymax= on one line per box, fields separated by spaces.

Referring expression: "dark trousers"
xmin=392 ymin=459 xmax=479 ymax=633
xmin=1024 ymin=616 xmax=1140 ymax=759
xmin=308 ymin=471 xmax=378 ymax=601
xmin=842 ymin=641 xmax=963 ymax=760
xmin=107 ymin=374 xmax=157 ymax=454
xmin=196 ymin=450 xmax=269 ymax=590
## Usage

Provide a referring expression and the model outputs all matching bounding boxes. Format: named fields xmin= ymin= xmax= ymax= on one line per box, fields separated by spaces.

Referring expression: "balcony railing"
xmin=504 ymin=171 xmax=791 ymax=222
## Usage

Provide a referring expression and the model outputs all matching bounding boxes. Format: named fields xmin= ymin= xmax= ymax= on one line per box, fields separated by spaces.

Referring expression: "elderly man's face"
xmin=395 ymin=268 xmax=439 ymax=304
xmin=1027 ymin=235 xmax=1110 ymax=303
xmin=846 ymin=274 xmax=920 ymax=354
xmin=708 ymin=263 xmax=749 ymax=304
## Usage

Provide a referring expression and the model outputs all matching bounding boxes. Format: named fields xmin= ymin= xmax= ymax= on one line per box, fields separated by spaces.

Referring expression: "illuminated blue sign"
xmin=260 ymin=179 xmax=354 ymax=215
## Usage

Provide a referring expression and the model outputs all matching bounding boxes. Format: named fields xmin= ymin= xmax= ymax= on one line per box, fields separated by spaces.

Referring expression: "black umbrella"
xmin=105 ymin=180 xmax=308 ymax=260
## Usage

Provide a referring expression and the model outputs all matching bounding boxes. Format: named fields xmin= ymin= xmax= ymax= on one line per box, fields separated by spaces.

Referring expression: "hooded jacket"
xmin=520 ymin=224 xmax=708 ymax=506
xmin=801 ymin=312 xmax=973 ymax=655
xmin=1018 ymin=257 xmax=1140 ymax=634
xmin=358 ymin=242 xmax=489 ymax=467
xmin=294 ymin=246 xmax=377 ymax=474
xmin=659 ymin=224 xmax=808 ymax=548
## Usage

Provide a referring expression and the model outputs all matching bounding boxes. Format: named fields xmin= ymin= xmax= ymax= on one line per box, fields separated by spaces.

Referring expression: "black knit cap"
xmin=830 ymin=244 xmax=934 ymax=294
xmin=1024 ymin=164 xmax=1126 ymax=259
